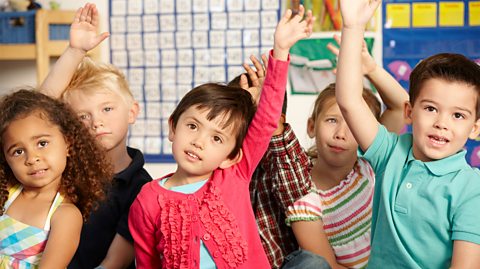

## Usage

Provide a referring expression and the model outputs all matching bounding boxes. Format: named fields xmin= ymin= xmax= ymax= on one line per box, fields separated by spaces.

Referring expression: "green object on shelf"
xmin=49 ymin=0 xmax=59 ymax=10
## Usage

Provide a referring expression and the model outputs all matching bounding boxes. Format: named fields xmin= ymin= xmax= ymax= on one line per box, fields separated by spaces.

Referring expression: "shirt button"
xmin=406 ymin=182 xmax=412 ymax=189
xmin=188 ymin=195 xmax=195 ymax=200
xmin=213 ymin=250 xmax=221 ymax=258
xmin=192 ymin=215 xmax=198 ymax=221
xmin=203 ymin=233 xmax=211 ymax=241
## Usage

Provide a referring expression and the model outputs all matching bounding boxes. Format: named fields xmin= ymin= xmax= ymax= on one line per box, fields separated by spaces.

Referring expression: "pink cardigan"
xmin=128 ymin=51 xmax=289 ymax=269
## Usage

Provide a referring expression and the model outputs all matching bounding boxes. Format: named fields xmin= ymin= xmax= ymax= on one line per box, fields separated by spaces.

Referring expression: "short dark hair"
xmin=409 ymin=53 xmax=480 ymax=118
xmin=170 ymin=83 xmax=256 ymax=159
xmin=228 ymin=73 xmax=288 ymax=115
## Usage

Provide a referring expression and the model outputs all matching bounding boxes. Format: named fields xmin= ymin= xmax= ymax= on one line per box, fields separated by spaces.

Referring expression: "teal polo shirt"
xmin=360 ymin=125 xmax=480 ymax=269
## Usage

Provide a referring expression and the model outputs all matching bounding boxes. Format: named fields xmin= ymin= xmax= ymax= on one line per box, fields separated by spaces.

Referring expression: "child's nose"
xmin=25 ymin=152 xmax=40 ymax=165
xmin=433 ymin=115 xmax=449 ymax=130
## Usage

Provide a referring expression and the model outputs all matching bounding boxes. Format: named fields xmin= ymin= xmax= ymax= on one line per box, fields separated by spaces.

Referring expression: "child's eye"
xmin=425 ymin=106 xmax=437 ymax=112
xmin=79 ymin=114 xmax=90 ymax=121
xmin=187 ymin=123 xmax=197 ymax=130
xmin=103 ymin=107 xmax=113 ymax=112
xmin=326 ymin=118 xmax=337 ymax=123
xmin=38 ymin=140 xmax=49 ymax=148
xmin=13 ymin=149 xmax=24 ymax=157
xmin=213 ymin=136 xmax=223 ymax=143
xmin=453 ymin=112 xmax=465 ymax=119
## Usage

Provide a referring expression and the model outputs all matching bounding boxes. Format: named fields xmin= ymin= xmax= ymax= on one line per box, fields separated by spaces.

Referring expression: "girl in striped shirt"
xmin=285 ymin=36 xmax=408 ymax=269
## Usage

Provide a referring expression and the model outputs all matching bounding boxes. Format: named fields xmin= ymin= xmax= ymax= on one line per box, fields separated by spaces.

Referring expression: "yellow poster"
xmin=412 ymin=3 xmax=437 ymax=27
xmin=439 ymin=2 xmax=464 ymax=26
xmin=386 ymin=3 xmax=411 ymax=28
xmin=470 ymin=1 xmax=480 ymax=26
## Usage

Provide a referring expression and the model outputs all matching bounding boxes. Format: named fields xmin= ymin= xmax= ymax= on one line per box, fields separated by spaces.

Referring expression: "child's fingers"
xmin=249 ymin=55 xmax=265 ymax=78
xmin=91 ymin=5 xmax=99 ymax=26
xmin=333 ymin=34 xmax=342 ymax=45
xmin=79 ymin=3 xmax=90 ymax=22
xmin=326 ymin=43 xmax=339 ymax=56
xmin=74 ymin=7 xmax=83 ymax=23
xmin=243 ymin=63 xmax=259 ymax=85
xmin=239 ymin=74 xmax=249 ymax=90
xmin=261 ymin=54 xmax=268 ymax=70
xmin=280 ymin=9 xmax=293 ymax=24
xmin=295 ymin=5 xmax=305 ymax=21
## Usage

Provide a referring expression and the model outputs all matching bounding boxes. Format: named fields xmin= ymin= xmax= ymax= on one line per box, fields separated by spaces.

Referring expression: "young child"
xmin=284 ymin=35 xmax=409 ymax=269
xmin=336 ymin=0 xmax=480 ymax=267
xmin=128 ymin=7 xmax=314 ymax=268
xmin=228 ymin=56 xmax=317 ymax=269
xmin=39 ymin=4 xmax=152 ymax=269
xmin=0 ymin=89 xmax=112 ymax=268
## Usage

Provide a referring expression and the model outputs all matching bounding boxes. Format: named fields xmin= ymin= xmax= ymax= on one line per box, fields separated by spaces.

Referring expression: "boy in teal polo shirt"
xmin=335 ymin=0 xmax=480 ymax=268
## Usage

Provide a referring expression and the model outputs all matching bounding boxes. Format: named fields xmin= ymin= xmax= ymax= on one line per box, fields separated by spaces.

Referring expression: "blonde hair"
xmin=62 ymin=57 xmax=134 ymax=105
xmin=307 ymin=83 xmax=381 ymax=158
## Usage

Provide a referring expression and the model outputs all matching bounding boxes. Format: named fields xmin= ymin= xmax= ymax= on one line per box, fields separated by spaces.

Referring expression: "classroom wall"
xmin=0 ymin=0 xmax=381 ymax=178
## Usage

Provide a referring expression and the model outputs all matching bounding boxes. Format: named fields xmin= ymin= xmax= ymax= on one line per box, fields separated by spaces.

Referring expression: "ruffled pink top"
xmin=129 ymin=52 xmax=289 ymax=269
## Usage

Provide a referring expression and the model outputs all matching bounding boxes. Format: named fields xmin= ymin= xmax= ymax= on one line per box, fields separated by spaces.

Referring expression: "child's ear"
xmin=168 ymin=118 xmax=175 ymax=142
xmin=219 ymin=149 xmax=243 ymax=169
xmin=128 ymin=101 xmax=140 ymax=124
xmin=404 ymin=101 xmax=413 ymax=125
xmin=468 ymin=118 xmax=480 ymax=140
xmin=306 ymin=118 xmax=315 ymax=138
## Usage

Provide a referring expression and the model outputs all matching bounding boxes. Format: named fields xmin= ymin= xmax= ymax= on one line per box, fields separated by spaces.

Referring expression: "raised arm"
xmin=328 ymin=34 xmax=408 ymax=133
xmin=336 ymin=0 xmax=381 ymax=152
xmin=39 ymin=3 xmax=109 ymax=98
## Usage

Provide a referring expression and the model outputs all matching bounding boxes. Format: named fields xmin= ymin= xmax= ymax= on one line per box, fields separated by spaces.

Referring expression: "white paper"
xmin=177 ymin=84 xmax=192 ymax=99
xmin=127 ymin=33 xmax=142 ymax=50
xmin=176 ymin=14 xmax=193 ymax=30
xmin=243 ymin=29 xmax=260 ymax=47
xmin=130 ymin=120 xmax=145 ymax=136
xmin=159 ymin=32 xmax=175 ymax=49
xmin=128 ymin=136 xmax=144 ymax=154
xmin=244 ymin=12 xmax=260 ymax=28
xmin=195 ymin=49 xmax=210 ymax=66
xmin=228 ymin=65 xmax=244 ymax=82
xmin=243 ymin=47 xmax=260 ymax=61
xmin=226 ymin=30 xmax=242 ymax=47
xmin=162 ymin=67 xmax=177 ymax=84
xmin=161 ymin=49 xmax=177 ymax=67
xmin=175 ymin=32 xmax=192 ymax=48
xmin=160 ymin=15 xmax=176 ymax=31
xmin=193 ymin=0 xmax=208 ymax=13
xmin=143 ymin=15 xmax=159 ymax=32
xmin=128 ymin=68 xmax=145 ymax=85
xmin=127 ymin=16 xmax=142 ymax=33
xmin=176 ymin=0 xmax=192 ymax=13
xmin=161 ymin=102 xmax=177 ymax=119
xmin=194 ymin=67 xmax=210 ymax=84
xmin=228 ymin=12 xmax=244 ymax=29
xmin=159 ymin=0 xmax=175 ymax=14
xmin=262 ymin=0 xmax=279 ymax=10
xmin=162 ymin=137 xmax=173 ymax=154
xmin=177 ymin=67 xmax=193 ymax=84
xmin=145 ymin=83 xmax=161 ymax=101
xmin=143 ymin=0 xmax=159 ymax=14
xmin=245 ymin=0 xmax=260 ymax=10
xmin=161 ymin=84 xmax=177 ymax=101
xmin=261 ymin=28 xmax=275 ymax=47
xmin=227 ymin=48 xmax=243 ymax=65
xmin=209 ymin=66 xmax=226 ymax=82
xmin=211 ymin=12 xmax=227 ymax=29
xmin=209 ymin=48 xmax=225 ymax=65
xmin=177 ymin=49 xmax=194 ymax=66
xmin=128 ymin=0 xmax=143 ymax=15
xmin=129 ymin=50 xmax=144 ymax=67
xmin=209 ymin=31 xmax=225 ymax=48
xmin=194 ymin=14 xmax=210 ymax=30
xmin=110 ymin=17 xmax=126 ymax=33
xmin=111 ymin=1 xmax=127 ymax=16
xmin=227 ymin=0 xmax=242 ymax=11
xmin=111 ymin=50 xmax=128 ymax=67
xmin=210 ymin=0 xmax=225 ymax=12
xmin=143 ymin=32 xmax=159 ymax=49
xmin=129 ymin=85 xmax=144 ymax=101
xmin=192 ymin=31 xmax=208 ymax=48
xmin=145 ymin=136 xmax=162 ymax=154
xmin=145 ymin=50 xmax=160 ymax=67
xmin=261 ymin=11 xmax=278 ymax=27
xmin=111 ymin=34 xmax=125 ymax=50
xmin=146 ymin=103 xmax=162 ymax=120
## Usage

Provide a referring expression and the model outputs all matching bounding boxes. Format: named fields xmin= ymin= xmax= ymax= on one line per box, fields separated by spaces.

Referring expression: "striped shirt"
xmin=286 ymin=158 xmax=374 ymax=269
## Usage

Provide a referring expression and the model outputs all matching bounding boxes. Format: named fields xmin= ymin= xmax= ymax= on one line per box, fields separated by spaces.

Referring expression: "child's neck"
xmin=311 ymin=158 xmax=357 ymax=191
xmin=107 ymin=144 xmax=132 ymax=174
xmin=166 ymin=171 xmax=212 ymax=189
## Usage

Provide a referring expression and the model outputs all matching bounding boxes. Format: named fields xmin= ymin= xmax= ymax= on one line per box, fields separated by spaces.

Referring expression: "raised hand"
xmin=327 ymin=34 xmax=377 ymax=75
xmin=273 ymin=5 xmax=314 ymax=60
xmin=70 ymin=3 xmax=109 ymax=54
xmin=340 ymin=0 xmax=381 ymax=29
xmin=240 ymin=54 xmax=269 ymax=105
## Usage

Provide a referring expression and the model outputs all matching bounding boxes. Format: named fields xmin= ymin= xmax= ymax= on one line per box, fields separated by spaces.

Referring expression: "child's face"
xmin=2 ymin=113 xmax=69 ymax=190
xmin=307 ymin=99 xmax=358 ymax=168
xmin=406 ymin=78 xmax=480 ymax=162
xmin=169 ymin=106 xmax=240 ymax=181
xmin=66 ymin=89 xmax=138 ymax=153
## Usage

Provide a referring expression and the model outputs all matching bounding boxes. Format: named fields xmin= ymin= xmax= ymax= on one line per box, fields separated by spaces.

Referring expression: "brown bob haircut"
xmin=409 ymin=53 xmax=480 ymax=119
xmin=169 ymin=83 xmax=256 ymax=159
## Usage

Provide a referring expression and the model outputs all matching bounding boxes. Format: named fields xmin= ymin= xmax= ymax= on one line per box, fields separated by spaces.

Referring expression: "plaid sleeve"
xmin=266 ymin=123 xmax=315 ymax=211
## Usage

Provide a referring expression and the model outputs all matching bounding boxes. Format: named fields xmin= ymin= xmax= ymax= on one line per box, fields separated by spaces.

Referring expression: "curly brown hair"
xmin=0 ymin=89 xmax=113 ymax=221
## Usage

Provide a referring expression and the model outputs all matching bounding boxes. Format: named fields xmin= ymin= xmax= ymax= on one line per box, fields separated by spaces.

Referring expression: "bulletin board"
xmin=108 ymin=0 xmax=282 ymax=162
xmin=382 ymin=0 xmax=480 ymax=166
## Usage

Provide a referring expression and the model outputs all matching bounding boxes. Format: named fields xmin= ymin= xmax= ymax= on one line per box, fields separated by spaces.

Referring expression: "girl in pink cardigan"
xmin=128 ymin=7 xmax=314 ymax=269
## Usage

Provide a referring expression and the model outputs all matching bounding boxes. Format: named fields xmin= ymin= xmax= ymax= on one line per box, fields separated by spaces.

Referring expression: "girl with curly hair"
xmin=0 ymin=89 xmax=113 ymax=268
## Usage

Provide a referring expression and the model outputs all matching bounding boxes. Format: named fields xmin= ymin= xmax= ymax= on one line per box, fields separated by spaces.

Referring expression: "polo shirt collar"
xmin=406 ymin=148 xmax=468 ymax=176
xmin=115 ymin=147 xmax=145 ymax=183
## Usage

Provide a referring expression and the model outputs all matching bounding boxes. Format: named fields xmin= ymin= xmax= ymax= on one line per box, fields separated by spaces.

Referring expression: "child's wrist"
xmin=67 ymin=45 xmax=88 ymax=57
xmin=272 ymin=46 xmax=289 ymax=61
